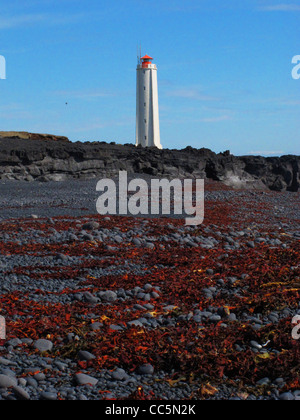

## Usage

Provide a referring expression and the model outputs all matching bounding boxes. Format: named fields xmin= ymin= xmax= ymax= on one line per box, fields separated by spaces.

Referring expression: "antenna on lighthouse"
xmin=137 ymin=43 xmax=142 ymax=64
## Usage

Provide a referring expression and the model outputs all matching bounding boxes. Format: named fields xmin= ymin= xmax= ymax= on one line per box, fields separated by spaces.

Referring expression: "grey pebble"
xmin=145 ymin=242 xmax=155 ymax=249
xmin=40 ymin=391 xmax=58 ymax=400
xmin=33 ymin=339 xmax=53 ymax=353
xmin=75 ymin=373 xmax=98 ymax=386
xmin=112 ymin=368 xmax=127 ymax=381
xmin=250 ymin=340 xmax=262 ymax=350
xmin=7 ymin=338 xmax=22 ymax=347
xmin=209 ymin=315 xmax=221 ymax=322
xmin=0 ymin=374 xmax=18 ymax=388
xmin=90 ymin=322 xmax=103 ymax=331
xmin=109 ymin=324 xmax=123 ymax=331
xmin=13 ymin=385 xmax=30 ymax=400
xmin=18 ymin=378 xmax=27 ymax=387
xmin=132 ymin=238 xmax=141 ymax=247
xmin=114 ymin=235 xmax=123 ymax=244
xmin=0 ymin=357 xmax=15 ymax=366
xmin=25 ymin=377 xmax=38 ymax=388
xmin=53 ymin=360 xmax=67 ymax=371
xmin=279 ymin=392 xmax=295 ymax=401
xmin=78 ymin=350 xmax=96 ymax=361
xmin=256 ymin=377 xmax=270 ymax=386
xmin=246 ymin=241 xmax=255 ymax=248
xmin=101 ymin=290 xmax=118 ymax=302
xmin=83 ymin=291 xmax=98 ymax=304
xmin=228 ymin=313 xmax=237 ymax=321
xmin=193 ymin=315 xmax=202 ymax=323
xmin=34 ymin=372 xmax=46 ymax=381
xmin=138 ymin=364 xmax=154 ymax=375
xmin=82 ymin=221 xmax=99 ymax=230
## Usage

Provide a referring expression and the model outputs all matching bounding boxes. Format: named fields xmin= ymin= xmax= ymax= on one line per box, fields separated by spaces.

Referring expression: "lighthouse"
xmin=136 ymin=54 xmax=162 ymax=149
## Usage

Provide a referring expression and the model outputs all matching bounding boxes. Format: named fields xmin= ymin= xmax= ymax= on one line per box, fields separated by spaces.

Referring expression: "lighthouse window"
xmin=144 ymin=103 xmax=146 ymax=107
xmin=145 ymin=136 xmax=147 ymax=140
xmin=144 ymin=86 xmax=146 ymax=90
xmin=144 ymin=119 xmax=147 ymax=123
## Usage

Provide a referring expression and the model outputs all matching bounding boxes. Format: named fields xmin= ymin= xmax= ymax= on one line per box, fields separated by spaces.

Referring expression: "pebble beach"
xmin=0 ymin=178 xmax=299 ymax=400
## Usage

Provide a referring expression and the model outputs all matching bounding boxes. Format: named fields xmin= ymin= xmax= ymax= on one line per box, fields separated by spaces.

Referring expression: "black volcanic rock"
xmin=0 ymin=136 xmax=298 ymax=191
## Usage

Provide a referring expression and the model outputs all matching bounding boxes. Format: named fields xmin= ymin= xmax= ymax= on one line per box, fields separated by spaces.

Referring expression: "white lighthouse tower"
xmin=136 ymin=54 xmax=162 ymax=149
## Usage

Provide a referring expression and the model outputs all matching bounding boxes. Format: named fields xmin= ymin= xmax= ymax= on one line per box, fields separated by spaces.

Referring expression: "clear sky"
xmin=0 ymin=0 xmax=299 ymax=155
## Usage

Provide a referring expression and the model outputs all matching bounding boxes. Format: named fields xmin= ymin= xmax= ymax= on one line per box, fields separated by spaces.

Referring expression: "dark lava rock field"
xmin=0 ymin=136 xmax=299 ymax=192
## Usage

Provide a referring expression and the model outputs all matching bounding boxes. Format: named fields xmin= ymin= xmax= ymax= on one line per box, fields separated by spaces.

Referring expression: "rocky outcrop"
xmin=0 ymin=131 xmax=70 ymax=143
xmin=0 ymin=136 xmax=299 ymax=191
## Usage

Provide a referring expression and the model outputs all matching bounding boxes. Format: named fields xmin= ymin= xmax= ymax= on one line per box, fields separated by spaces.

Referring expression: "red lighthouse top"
xmin=141 ymin=55 xmax=153 ymax=68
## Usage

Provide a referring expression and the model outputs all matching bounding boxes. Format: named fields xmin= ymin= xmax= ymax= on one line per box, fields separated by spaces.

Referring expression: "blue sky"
xmin=0 ymin=0 xmax=299 ymax=155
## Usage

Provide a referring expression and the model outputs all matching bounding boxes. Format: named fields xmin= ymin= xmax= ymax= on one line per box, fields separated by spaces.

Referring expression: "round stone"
xmin=75 ymin=373 xmax=98 ymax=386
xmin=82 ymin=221 xmax=99 ymax=230
xmin=0 ymin=374 xmax=18 ymax=388
xmin=33 ymin=339 xmax=53 ymax=353
xmin=209 ymin=315 xmax=221 ymax=322
xmin=101 ymin=290 xmax=117 ymax=302
xmin=112 ymin=368 xmax=127 ymax=381
xmin=78 ymin=350 xmax=96 ymax=361
xmin=40 ymin=391 xmax=58 ymax=400
xmin=279 ymin=392 xmax=294 ymax=401
xmin=138 ymin=364 xmax=154 ymax=375
xmin=13 ymin=385 xmax=30 ymax=400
